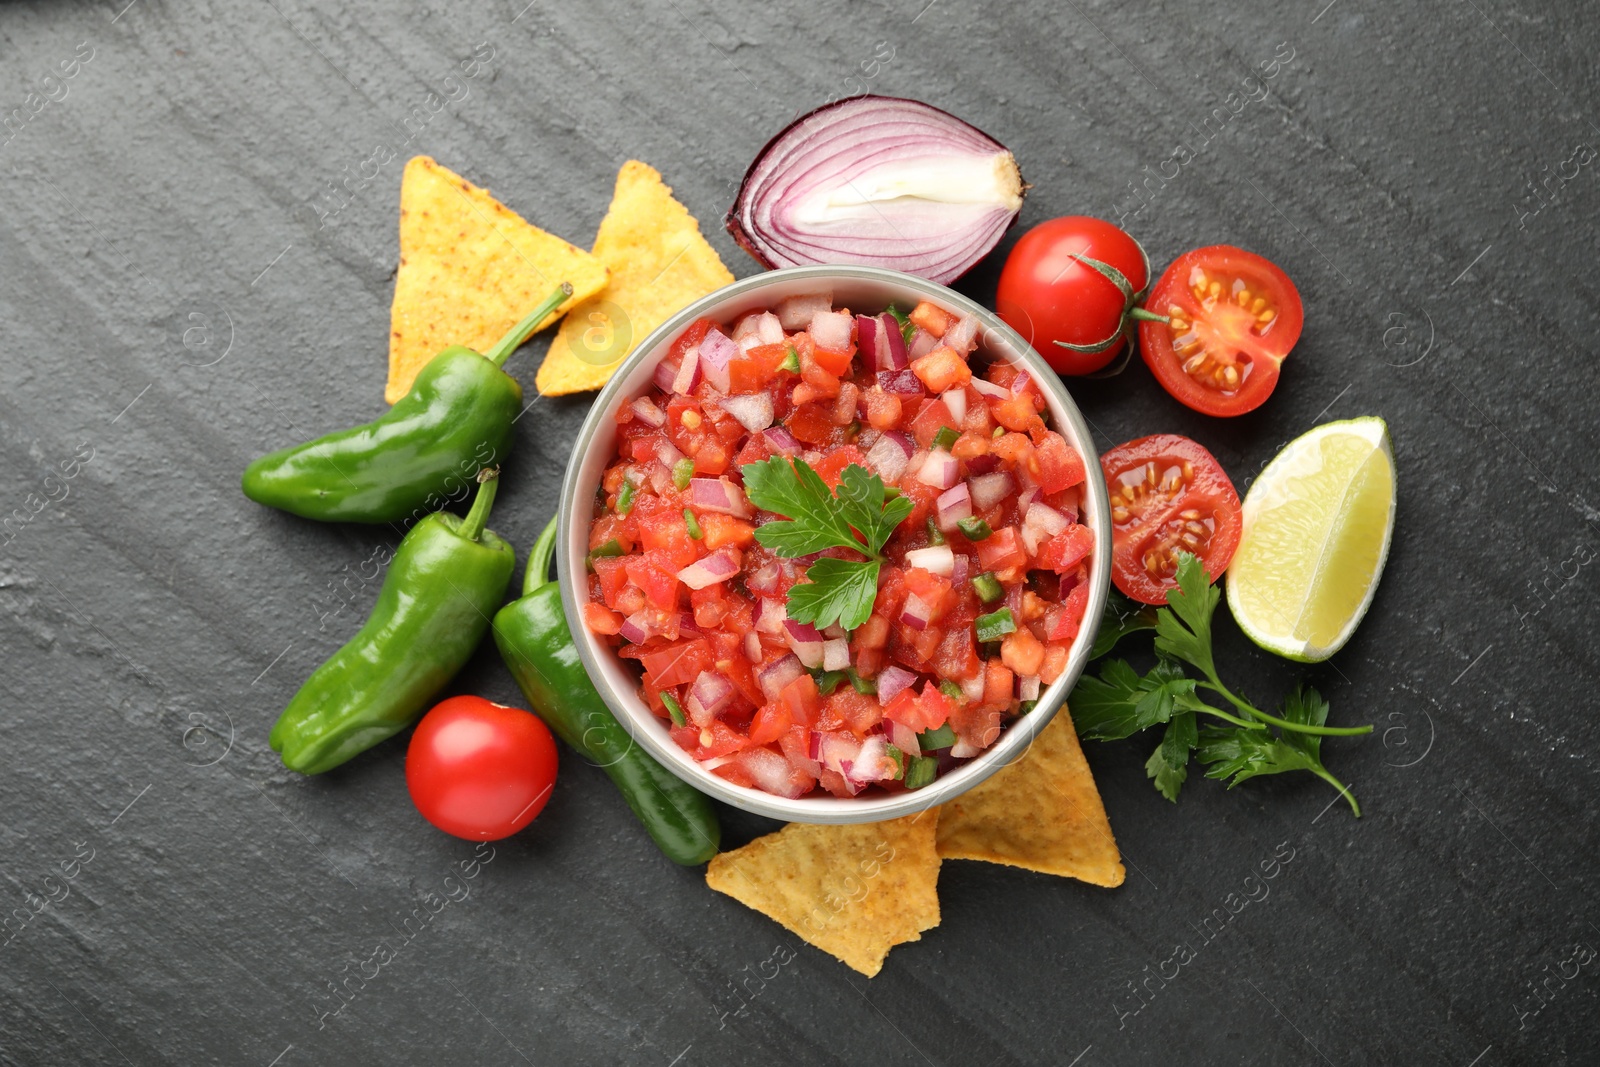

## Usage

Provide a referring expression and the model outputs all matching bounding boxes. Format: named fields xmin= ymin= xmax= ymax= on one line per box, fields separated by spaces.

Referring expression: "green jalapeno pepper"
xmin=241 ymin=283 xmax=571 ymax=525
xmin=270 ymin=470 xmax=516 ymax=774
xmin=492 ymin=517 xmax=721 ymax=866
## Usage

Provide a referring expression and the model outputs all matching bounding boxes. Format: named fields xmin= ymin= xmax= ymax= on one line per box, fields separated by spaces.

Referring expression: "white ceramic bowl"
xmin=558 ymin=265 xmax=1110 ymax=824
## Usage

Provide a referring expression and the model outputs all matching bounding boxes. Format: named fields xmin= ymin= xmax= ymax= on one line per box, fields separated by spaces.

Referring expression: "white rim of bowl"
xmin=557 ymin=264 xmax=1111 ymax=824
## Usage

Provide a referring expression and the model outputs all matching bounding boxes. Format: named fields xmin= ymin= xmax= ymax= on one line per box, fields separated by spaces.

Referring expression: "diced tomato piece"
xmin=699 ymin=513 xmax=755 ymax=550
xmin=1039 ymin=642 xmax=1070 ymax=685
xmin=582 ymin=601 xmax=623 ymax=636
xmin=779 ymin=673 xmax=822 ymax=728
xmin=1034 ymin=431 xmax=1086 ymax=492
xmin=932 ymin=623 xmax=981 ymax=681
xmin=984 ymin=660 xmax=1014 ymax=705
xmin=625 ymin=553 xmax=681 ymax=612
xmin=976 ymin=526 xmax=1028 ymax=572
xmin=729 ymin=343 xmax=790 ymax=393
xmin=1001 ymin=627 xmax=1045 ymax=677
xmin=910 ymin=346 xmax=972 ymax=393
xmin=909 ymin=301 xmax=954 ymax=338
xmin=1046 ymin=579 xmax=1092 ymax=642
xmin=907 ymin=398 xmax=954 ymax=449
xmin=641 ymin=639 xmax=713 ymax=688
xmin=1036 ymin=524 xmax=1094 ymax=573
xmin=811 ymin=344 xmax=854 ymax=377
xmin=832 ymin=382 xmax=859 ymax=426
xmin=915 ymin=684 xmax=955 ymax=731
xmin=992 ymin=392 xmax=1045 ymax=434
xmin=812 ymin=446 xmax=866 ymax=490
xmin=904 ymin=567 xmax=953 ymax=603
xmin=912 ymin=626 xmax=942 ymax=664
xmin=749 ymin=702 xmax=792 ymax=745
xmin=593 ymin=557 xmax=630 ymax=609
xmin=948 ymin=702 xmax=1004 ymax=751
xmin=862 ymin=387 xmax=902 ymax=430
xmin=694 ymin=720 xmax=751 ymax=760
xmin=821 ymin=688 xmax=881 ymax=735
xmin=692 ymin=436 xmax=730 ymax=476
xmin=950 ymin=430 xmax=990 ymax=461
xmin=589 ymin=514 xmax=635 ymax=553
xmin=786 ymin=403 xmax=836 ymax=445
xmin=897 ymin=476 xmax=945 ymax=528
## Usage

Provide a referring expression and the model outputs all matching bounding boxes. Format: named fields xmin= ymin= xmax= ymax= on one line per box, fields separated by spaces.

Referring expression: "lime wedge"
xmin=1226 ymin=416 xmax=1395 ymax=663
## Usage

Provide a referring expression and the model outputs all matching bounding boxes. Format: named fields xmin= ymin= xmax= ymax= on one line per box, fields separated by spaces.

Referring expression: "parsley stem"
xmin=1193 ymin=703 xmax=1266 ymax=730
xmin=1198 ymin=681 xmax=1373 ymax=737
xmin=1309 ymin=765 xmax=1362 ymax=817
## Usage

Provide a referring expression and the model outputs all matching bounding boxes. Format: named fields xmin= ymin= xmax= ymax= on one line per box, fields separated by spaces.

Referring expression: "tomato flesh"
xmin=1139 ymin=246 xmax=1302 ymax=416
xmin=1101 ymin=434 xmax=1241 ymax=604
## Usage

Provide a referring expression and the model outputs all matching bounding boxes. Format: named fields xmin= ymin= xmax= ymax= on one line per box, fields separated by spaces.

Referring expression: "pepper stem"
xmin=523 ymin=515 xmax=559 ymax=596
xmin=484 ymin=283 xmax=574 ymax=368
xmin=458 ymin=468 xmax=501 ymax=542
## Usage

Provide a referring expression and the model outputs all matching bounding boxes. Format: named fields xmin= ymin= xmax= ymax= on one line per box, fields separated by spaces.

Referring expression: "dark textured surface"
xmin=1 ymin=0 xmax=1597 ymax=1063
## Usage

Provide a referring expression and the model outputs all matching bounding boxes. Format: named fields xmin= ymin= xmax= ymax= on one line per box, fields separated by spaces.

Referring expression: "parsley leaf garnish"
xmin=1071 ymin=553 xmax=1372 ymax=814
xmin=1089 ymin=592 xmax=1160 ymax=660
xmin=742 ymin=457 xmax=912 ymax=631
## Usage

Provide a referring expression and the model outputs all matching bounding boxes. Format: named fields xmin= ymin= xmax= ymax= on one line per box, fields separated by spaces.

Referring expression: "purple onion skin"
xmin=726 ymin=95 xmax=1026 ymax=285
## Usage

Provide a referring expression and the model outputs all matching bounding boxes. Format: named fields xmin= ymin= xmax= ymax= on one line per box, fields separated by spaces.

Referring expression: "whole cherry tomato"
xmin=406 ymin=695 xmax=558 ymax=841
xmin=996 ymin=216 xmax=1150 ymax=375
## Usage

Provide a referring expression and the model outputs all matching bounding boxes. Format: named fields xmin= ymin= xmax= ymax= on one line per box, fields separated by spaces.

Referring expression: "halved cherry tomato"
xmin=1101 ymin=435 xmax=1241 ymax=604
xmin=995 ymin=216 xmax=1150 ymax=376
xmin=1138 ymin=246 xmax=1302 ymax=416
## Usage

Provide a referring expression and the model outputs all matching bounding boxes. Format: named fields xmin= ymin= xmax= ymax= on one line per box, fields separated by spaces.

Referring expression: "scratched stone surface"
xmin=0 ymin=0 xmax=1597 ymax=1064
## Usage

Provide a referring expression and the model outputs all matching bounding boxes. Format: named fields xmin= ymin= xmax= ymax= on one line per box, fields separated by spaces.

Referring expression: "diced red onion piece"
xmin=747 ymin=561 xmax=781 ymax=595
xmin=653 ymin=357 xmax=680 ymax=393
xmin=736 ymin=333 xmax=762 ymax=353
xmin=959 ymin=672 xmax=986 ymax=703
xmin=654 ymin=437 xmax=685 ymax=469
xmin=700 ymin=752 xmax=738 ymax=770
xmin=905 ymin=544 xmax=955 ymax=576
xmin=941 ymin=388 xmax=967 ymax=424
xmin=725 ymin=97 xmax=1026 ymax=285
xmin=864 ymin=431 xmax=914 ymax=485
xmin=950 ymin=553 xmax=971 ymax=587
xmin=647 ymin=461 xmax=673 ymax=496
xmin=822 ymin=638 xmax=851 ymax=672
xmin=969 ymin=471 xmax=1016 ymax=510
xmin=877 ymin=665 xmax=918 ymax=707
xmin=758 ymin=654 xmax=806 ymax=702
xmin=757 ymin=311 xmax=784 ymax=344
xmin=1016 ymin=485 xmax=1042 ymax=513
xmin=697 ymin=329 xmax=739 ymax=393
xmin=720 ymin=392 xmax=774 ymax=432
xmin=671 ymin=345 xmax=701 ymax=395
xmin=776 ymin=292 xmax=833 ymax=330
xmin=756 ymin=598 xmax=787 ymax=634
xmin=687 ymin=670 xmax=736 ymax=725
xmin=678 ymin=611 xmax=702 ymax=636
xmin=934 ymin=483 xmax=972 ymax=531
xmin=944 ymin=314 xmax=979 ymax=354
xmin=878 ymin=313 xmax=909 ymax=369
xmin=823 ymin=622 xmax=847 ymax=640
xmin=631 ymin=396 xmax=667 ymax=427
xmin=950 ymin=739 xmax=981 ymax=758
xmin=618 ymin=610 xmax=655 ymax=645
xmin=916 ymin=449 xmax=961 ymax=490
xmin=807 ymin=730 xmax=823 ymax=761
xmin=1011 ymin=370 xmax=1032 ymax=396
xmin=784 ymin=619 xmax=825 ymax=668
xmin=763 ymin=425 xmax=801 ymax=454
xmin=689 ymin=477 xmax=753 ymax=517
xmin=808 ymin=309 xmax=853 ymax=352
xmin=677 ymin=548 xmax=739 ymax=590
xmin=907 ymin=327 xmax=938 ymax=360
xmin=732 ymin=313 xmax=763 ymax=341
xmin=744 ymin=631 xmax=762 ymax=663
xmin=821 ymin=733 xmax=862 ymax=776
xmin=848 ymin=735 xmax=896 ymax=783
xmin=1018 ymin=674 xmax=1042 ymax=701
xmin=970 ymin=376 xmax=1008 ymax=398
xmin=900 ymin=594 xmax=934 ymax=631
xmin=887 ymin=719 xmax=920 ymax=755
xmin=1026 ymin=502 xmax=1071 ymax=536
xmin=742 ymin=747 xmax=806 ymax=798
xmin=877 ymin=368 xmax=923 ymax=396
xmin=855 ymin=313 xmax=882 ymax=370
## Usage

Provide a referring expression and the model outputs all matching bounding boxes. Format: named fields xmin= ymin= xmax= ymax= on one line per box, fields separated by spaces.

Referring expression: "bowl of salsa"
xmin=558 ymin=265 xmax=1111 ymax=823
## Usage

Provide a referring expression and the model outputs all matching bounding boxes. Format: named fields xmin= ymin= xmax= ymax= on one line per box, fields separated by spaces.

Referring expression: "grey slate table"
xmin=2 ymin=1 xmax=1597 ymax=1064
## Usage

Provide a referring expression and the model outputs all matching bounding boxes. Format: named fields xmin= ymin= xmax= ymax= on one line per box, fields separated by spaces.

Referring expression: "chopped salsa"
xmin=584 ymin=293 xmax=1094 ymax=799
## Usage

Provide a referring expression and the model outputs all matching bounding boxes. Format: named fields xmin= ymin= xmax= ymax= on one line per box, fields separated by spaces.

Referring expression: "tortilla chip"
xmin=935 ymin=706 xmax=1125 ymax=887
xmin=386 ymin=156 xmax=607 ymax=403
xmin=706 ymin=813 xmax=940 ymax=977
xmin=536 ymin=160 xmax=733 ymax=396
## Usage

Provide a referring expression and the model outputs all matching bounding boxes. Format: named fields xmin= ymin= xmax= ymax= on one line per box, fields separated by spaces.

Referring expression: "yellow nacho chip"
xmin=386 ymin=156 xmax=607 ymax=403
xmin=936 ymin=706 xmax=1125 ymax=887
xmin=706 ymin=813 xmax=940 ymax=977
xmin=536 ymin=160 xmax=734 ymax=397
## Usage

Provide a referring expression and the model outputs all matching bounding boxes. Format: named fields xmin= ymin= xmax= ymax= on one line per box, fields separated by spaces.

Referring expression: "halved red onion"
xmin=671 ymin=345 xmax=701 ymax=395
xmin=697 ymin=329 xmax=739 ymax=393
xmin=720 ymin=392 xmax=774 ymax=432
xmin=934 ymin=483 xmax=971 ymax=532
xmin=877 ymin=368 xmax=923 ymax=396
xmin=1018 ymin=674 xmax=1042 ymax=701
xmin=727 ymin=96 xmax=1026 ymax=285
xmin=763 ymin=425 xmax=802 ymax=454
xmin=941 ymin=388 xmax=968 ymax=424
xmin=689 ymin=477 xmax=752 ymax=517
xmin=759 ymin=653 xmax=806 ymax=702
xmin=886 ymin=718 xmax=920 ymax=755
xmin=907 ymin=327 xmax=939 ymax=361
xmin=822 ymin=638 xmax=851 ymax=672
xmin=905 ymin=543 xmax=955 ymax=576
xmin=877 ymin=665 xmax=918 ymax=707
xmin=916 ymin=449 xmax=961 ymax=490
xmin=970 ymin=376 xmax=1008 ymax=399
xmin=677 ymin=548 xmax=740 ymax=590
xmin=776 ymin=292 xmax=833 ymax=330
xmin=969 ymin=471 xmax=1016 ymax=510
xmin=631 ymin=396 xmax=667 ymax=427
xmin=809 ymin=309 xmax=853 ymax=351
xmin=943 ymin=314 xmax=979 ymax=354
xmin=687 ymin=670 xmax=736 ymax=726
xmin=784 ymin=619 xmax=825 ymax=668
xmin=900 ymin=594 xmax=934 ymax=631
xmin=864 ymin=430 xmax=914 ymax=484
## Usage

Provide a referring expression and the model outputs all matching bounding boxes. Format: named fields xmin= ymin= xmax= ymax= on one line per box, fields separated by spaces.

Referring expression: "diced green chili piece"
xmin=616 ymin=479 xmax=639 ymax=515
xmin=939 ymin=680 xmax=964 ymax=701
xmin=661 ymin=692 xmax=687 ymax=727
xmin=587 ymin=538 xmax=624 ymax=572
xmin=885 ymin=743 xmax=906 ymax=778
xmin=918 ymin=723 xmax=956 ymax=750
xmin=1018 ymin=699 xmax=1038 ymax=715
xmin=671 ymin=458 xmax=695 ymax=491
xmin=683 ymin=509 xmax=703 ymax=540
xmin=848 ymin=667 xmax=877 ymax=695
xmin=933 ymin=426 xmax=959 ymax=451
xmin=971 ymin=571 xmax=1004 ymax=603
xmin=780 ymin=346 xmax=800 ymax=373
xmin=811 ymin=669 xmax=847 ymax=696
xmin=975 ymin=606 xmax=1017 ymax=642
xmin=925 ymin=517 xmax=946 ymax=545
xmin=957 ymin=516 xmax=993 ymax=541
xmin=903 ymin=755 xmax=939 ymax=790
xmin=884 ymin=485 xmax=902 ymax=499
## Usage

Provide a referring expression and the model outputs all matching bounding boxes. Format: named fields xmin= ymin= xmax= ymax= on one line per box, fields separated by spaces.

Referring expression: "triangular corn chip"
xmin=706 ymin=812 xmax=940 ymax=977
xmin=936 ymin=706 xmax=1125 ymax=887
xmin=536 ymin=160 xmax=733 ymax=396
xmin=386 ymin=156 xmax=607 ymax=403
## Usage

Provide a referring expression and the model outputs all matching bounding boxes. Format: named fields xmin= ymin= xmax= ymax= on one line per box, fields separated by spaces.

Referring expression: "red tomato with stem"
xmin=406 ymin=696 xmax=558 ymax=841
xmin=1138 ymin=245 xmax=1303 ymax=416
xmin=1101 ymin=435 xmax=1242 ymax=605
xmin=996 ymin=217 xmax=1151 ymax=376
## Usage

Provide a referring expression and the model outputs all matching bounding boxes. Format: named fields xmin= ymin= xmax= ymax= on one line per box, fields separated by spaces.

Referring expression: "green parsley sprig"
xmin=741 ymin=457 xmax=913 ymax=631
xmin=1071 ymin=554 xmax=1371 ymax=814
